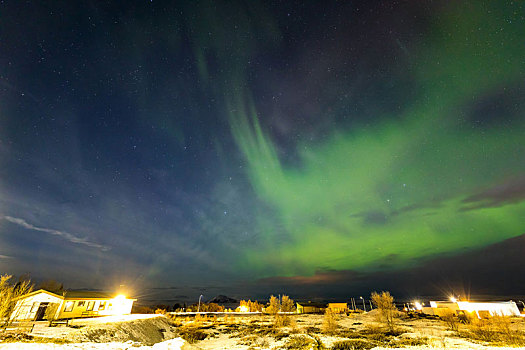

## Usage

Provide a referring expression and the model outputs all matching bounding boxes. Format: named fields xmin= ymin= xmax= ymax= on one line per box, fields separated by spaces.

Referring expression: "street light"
xmin=360 ymin=296 xmax=366 ymax=312
xmin=197 ymin=294 xmax=203 ymax=313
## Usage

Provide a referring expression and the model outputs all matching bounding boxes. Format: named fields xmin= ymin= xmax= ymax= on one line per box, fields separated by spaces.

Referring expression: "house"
xmin=10 ymin=289 xmax=136 ymax=321
xmin=296 ymin=302 xmax=326 ymax=314
xmin=327 ymin=303 xmax=348 ymax=313
xmin=426 ymin=300 xmax=520 ymax=318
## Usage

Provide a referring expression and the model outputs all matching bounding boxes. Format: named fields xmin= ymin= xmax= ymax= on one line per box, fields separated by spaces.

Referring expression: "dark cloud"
xmin=258 ymin=269 xmax=364 ymax=286
xmin=465 ymin=83 xmax=525 ymax=128
xmin=351 ymin=210 xmax=389 ymax=225
xmin=391 ymin=200 xmax=444 ymax=215
xmin=461 ymin=176 xmax=525 ymax=211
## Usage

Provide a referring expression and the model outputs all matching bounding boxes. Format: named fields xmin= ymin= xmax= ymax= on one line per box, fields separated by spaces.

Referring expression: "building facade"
xmin=10 ymin=289 xmax=135 ymax=321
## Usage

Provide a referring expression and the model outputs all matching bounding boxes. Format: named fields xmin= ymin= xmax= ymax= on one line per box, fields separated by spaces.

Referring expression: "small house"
xmin=296 ymin=302 xmax=327 ymax=314
xmin=10 ymin=289 xmax=136 ymax=321
xmin=327 ymin=303 xmax=348 ymax=313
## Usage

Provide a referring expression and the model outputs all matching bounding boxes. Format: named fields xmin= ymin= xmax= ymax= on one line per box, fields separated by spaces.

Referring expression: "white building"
xmin=10 ymin=289 xmax=135 ymax=321
xmin=426 ymin=300 xmax=520 ymax=318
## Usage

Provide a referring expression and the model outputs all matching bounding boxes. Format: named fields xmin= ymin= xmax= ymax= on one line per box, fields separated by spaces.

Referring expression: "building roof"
xmin=297 ymin=302 xmax=327 ymax=308
xmin=62 ymin=290 xmax=114 ymax=299
xmin=13 ymin=289 xmax=124 ymax=301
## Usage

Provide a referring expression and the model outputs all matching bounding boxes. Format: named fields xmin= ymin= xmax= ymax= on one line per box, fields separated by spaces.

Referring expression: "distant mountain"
xmin=208 ymin=295 xmax=238 ymax=304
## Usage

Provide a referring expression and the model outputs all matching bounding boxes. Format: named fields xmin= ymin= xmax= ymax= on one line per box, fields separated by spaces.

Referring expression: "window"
xmin=78 ymin=301 xmax=85 ymax=307
xmin=30 ymin=302 xmax=39 ymax=312
xmin=64 ymin=301 xmax=74 ymax=312
xmin=98 ymin=302 xmax=106 ymax=311
xmin=86 ymin=301 xmax=94 ymax=311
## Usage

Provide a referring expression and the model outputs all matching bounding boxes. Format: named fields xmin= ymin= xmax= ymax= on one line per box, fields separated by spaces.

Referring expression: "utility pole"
xmin=360 ymin=296 xmax=366 ymax=312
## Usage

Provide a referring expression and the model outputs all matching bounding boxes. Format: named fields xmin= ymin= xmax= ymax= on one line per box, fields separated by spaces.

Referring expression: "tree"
xmin=371 ymin=291 xmax=398 ymax=332
xmin=281 ymin=295 xmax=295 ymax=312
xmin=0 ymin=274 xmax=33 ymax=327
xmin=266 ymin=295 xmax=280 ymax=315
xmin=38 ymin=280 xmax=64 ymax=294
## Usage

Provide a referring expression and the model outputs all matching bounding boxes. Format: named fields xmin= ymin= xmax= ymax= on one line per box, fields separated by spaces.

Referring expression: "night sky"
xmin=1 ymin=1 xmax=524 ymax=303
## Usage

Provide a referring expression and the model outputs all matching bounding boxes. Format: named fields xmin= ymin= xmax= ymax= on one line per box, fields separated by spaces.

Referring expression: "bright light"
xmin=112 ymin=294 xmax=131 ymax=315
xmin=238 ymin=305 xmax=249 ymax=312
xmin=450 ymin=296 xmax=457 ymax=303
xmin=414 ymin=301 xmax=423 ymax=310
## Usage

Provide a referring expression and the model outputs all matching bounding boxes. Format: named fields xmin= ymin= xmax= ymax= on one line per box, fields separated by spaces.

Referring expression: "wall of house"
xmin=10 ymin=293 xmax=63 ymax=321
xmin=457 ymin=301 xmax=520 ymax=317
xmin=328 ymin=303 xmax=348 ymax=313
xmin=56 ymin=298 xmax=134 ymax=319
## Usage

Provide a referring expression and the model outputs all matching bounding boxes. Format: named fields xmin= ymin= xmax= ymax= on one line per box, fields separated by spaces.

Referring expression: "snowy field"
xmin=1 ymin=312 xmax=525 ymax=349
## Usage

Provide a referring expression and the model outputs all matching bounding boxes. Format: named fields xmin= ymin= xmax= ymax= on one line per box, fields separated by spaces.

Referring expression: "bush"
xmin=461 ymin=315 xmax=525 ymax=346
xmin=0 ymin=274 xmax=32 ymax=327
xmin=322 ymin=308 xmax=338 ymax=335
xmin=331 ymin=339 xmax=374 ymax=350
xmin=178 ymin=326 xmax=207 ymax=343
xmin=282 ymin=295 xmax=296 ymax=312
xmin=441 ymin=310 xmax=459 ymax=332
xmin=370 ymin=291 xmax=398 ymax=332
xmin=389 ymin=336 xmax=429 ymax=347
xmin=266 ymin=295 xmax=280 ymax=315
xmin=274 ymin=314 xmax=291 ymax=327
xmin=283 ymin=335 xmax=315 ymax=349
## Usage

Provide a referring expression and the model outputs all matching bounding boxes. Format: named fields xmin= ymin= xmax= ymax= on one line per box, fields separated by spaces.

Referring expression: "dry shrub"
xmin=361 ymin=323 xmax=404 ymax=342
xmin=283 ymin=335 xmax=315 ymax=349
xmin=331 ymin=339 xmax=374 ymax=350
xmin=322 ymin=308 xmax=339 ymax=335
xmin=275 ymin=314 xmax=293 ymax=328
xmin=441 ymin=309 xmax=459 ymax=332
xmin=389 ymin=336 xmax=429 ymax=347
xmin=155 ymin=308 xmax=167 ymax=315
xmin=0 ymin=274 xmax=33 ymax=327
xmin=281 ymin=295 xmax=296 ymax=312
xmin=462 ymin=315 xmax=525 ymax=346
xmin=178 ymin=325 xmax=207 ymax=343
xmin=370 ymin=291 xmax=398 ymax=332
xmin=266 ymin=295 xmax=280 ymax=315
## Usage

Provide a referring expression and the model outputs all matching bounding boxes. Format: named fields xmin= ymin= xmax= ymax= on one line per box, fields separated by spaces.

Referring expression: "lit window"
xmin=86 ymin=301 xmax=94 ymax=311
xmin=99 ymin=302 xmax=106 ymax=311
xmin=78 ymin=301 xmax=85 ymax=307
xmin=64 ymin=301 xmax=74 ymax=312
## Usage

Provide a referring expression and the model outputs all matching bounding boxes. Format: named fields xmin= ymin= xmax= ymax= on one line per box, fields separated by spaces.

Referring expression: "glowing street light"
xmin=197 ymin=294 xmax=203 ymax=313
xmin=360 ymin=296 xmax=366 ymax=312
xmin=450 ymin=296 xmax=457 ymax=303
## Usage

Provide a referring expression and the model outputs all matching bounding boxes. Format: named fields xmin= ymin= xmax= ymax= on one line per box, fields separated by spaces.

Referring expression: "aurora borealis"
xmin=1 ymin=1 xmax=524 ymax=301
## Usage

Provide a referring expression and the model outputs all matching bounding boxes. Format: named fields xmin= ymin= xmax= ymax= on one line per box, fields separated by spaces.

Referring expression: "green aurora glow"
xmin=224 ymin=2 xmax=525 ymax=277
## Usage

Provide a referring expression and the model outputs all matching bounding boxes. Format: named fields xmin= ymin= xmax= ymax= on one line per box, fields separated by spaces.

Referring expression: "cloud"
xmin=0 ymin=254 xmax=12 ymax=259
xmin=461 ymin=176 xmax=525 ymax=211
xmin=351 ymin=210 xmax=389 ymax=225
xmin=2 ymin=215 xmax=110 ymax=251
xmin=258 ymin=269 xmax=364 ymax=286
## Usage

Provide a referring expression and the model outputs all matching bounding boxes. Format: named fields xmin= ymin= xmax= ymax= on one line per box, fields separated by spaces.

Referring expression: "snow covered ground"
xmin=1 ymin=312 xmax=525 ymax=349
xmin=0 ymin=338 xmax=188 ymax=350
